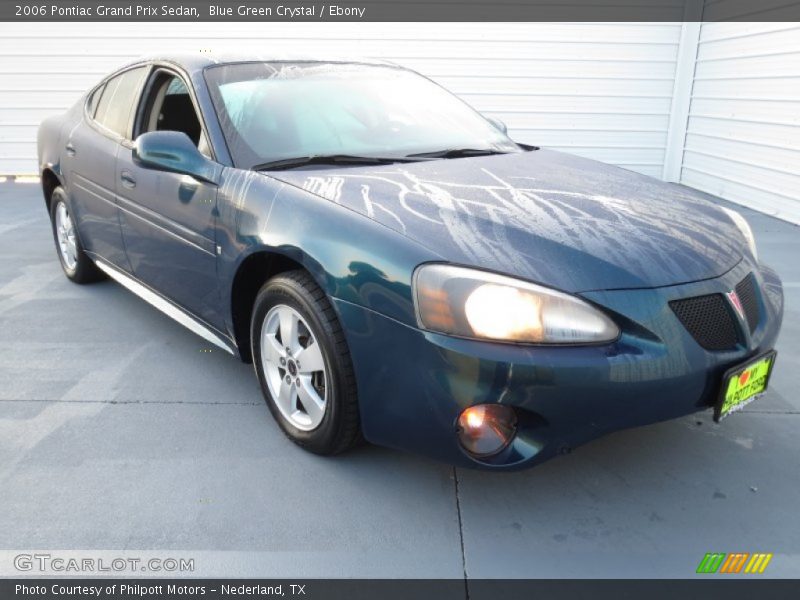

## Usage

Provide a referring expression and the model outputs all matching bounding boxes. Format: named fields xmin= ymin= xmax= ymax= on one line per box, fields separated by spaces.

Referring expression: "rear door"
xmin=63 ymin=66 xmax=148 ymax=270
xmin=116 ymin=67 xmax=223 ymax=330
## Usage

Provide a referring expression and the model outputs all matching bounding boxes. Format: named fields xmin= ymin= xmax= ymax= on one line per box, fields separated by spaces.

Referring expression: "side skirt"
xmin=93 ymin=259 xmax=237 ymax=355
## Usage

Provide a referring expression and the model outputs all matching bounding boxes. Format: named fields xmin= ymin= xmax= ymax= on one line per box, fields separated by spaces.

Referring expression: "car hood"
xmin=269 ymin=149 xmax=744 ymax=292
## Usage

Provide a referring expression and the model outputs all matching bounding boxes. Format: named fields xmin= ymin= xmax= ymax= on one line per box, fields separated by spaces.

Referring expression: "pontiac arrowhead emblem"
xmin=727 ymin=290 xmax=745 ymax=321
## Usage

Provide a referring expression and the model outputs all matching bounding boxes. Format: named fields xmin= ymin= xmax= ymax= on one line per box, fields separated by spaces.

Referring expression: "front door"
xmin=116 ymin=69 xmax=223 ymax=330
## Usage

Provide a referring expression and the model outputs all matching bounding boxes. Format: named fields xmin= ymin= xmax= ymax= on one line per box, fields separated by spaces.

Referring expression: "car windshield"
xmin=204 ymin=61 xmax=521 ymax=170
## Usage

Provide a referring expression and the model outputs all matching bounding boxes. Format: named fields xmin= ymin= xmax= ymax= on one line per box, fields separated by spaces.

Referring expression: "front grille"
xmin=735 ymin=273 xmax=760 ymax=333
xmin=670 ymin=294 xmax=741 ymax=351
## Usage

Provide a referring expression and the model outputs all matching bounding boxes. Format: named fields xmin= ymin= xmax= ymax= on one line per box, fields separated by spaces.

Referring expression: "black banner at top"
xmin=3 ymin=0 xmax=800 ymax=22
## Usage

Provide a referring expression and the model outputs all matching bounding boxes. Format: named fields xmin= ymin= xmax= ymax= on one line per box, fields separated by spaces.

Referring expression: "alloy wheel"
xmin=55 ymin=201 xmax=78 ymax=271
xmin=260 ymin=304 xmax=328 ymax=431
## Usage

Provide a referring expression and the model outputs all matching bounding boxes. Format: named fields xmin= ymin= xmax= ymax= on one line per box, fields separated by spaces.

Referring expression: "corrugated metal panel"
xmin=681 ymin=18 xmax=800 ymax=224
xmin=0 ymin=22 xmax=681 ymax=176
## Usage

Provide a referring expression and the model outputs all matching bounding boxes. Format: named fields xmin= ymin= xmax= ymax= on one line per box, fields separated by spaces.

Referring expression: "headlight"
xmin=722 ymin=207 xmax=758 ymax=261
xmin=413 ymin=264 xmax=619 ymax=344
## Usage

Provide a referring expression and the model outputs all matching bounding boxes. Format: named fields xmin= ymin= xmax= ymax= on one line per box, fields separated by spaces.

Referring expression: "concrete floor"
xmin=0 ymin=180 xmax=798 ymax=579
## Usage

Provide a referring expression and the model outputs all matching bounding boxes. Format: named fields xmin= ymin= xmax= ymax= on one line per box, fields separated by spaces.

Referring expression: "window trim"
xmin=86 ymin=84 xmax=105 ymax=120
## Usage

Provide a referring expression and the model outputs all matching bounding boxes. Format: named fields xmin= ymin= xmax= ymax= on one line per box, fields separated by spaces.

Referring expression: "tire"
xmin=250 ymin=270 xmax=361 ymax=455
xmin=49 ymin=187 xmax=105 ymax=284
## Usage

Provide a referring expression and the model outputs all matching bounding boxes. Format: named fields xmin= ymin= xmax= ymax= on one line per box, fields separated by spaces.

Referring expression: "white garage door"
xmin=681 ymin=22 xmax=800 ymax=224
xmin=0 ymin=22 xmax=681 ymax=178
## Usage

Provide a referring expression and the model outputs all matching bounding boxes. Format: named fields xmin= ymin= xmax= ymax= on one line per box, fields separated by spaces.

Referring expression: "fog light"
xmin=457 ymin=404 xmax=517 ymax=457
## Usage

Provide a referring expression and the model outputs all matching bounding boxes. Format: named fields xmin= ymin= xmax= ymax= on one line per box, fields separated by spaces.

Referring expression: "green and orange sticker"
xmin=697 ymin=552 xmax=773 ymax=574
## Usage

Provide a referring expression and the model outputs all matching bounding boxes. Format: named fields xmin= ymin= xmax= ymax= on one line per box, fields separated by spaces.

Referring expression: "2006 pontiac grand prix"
xmin=37 ymin=54 xmax=783 ymax=469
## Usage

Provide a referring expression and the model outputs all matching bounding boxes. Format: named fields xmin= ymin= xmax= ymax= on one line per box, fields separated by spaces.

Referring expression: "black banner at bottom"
xmin=3 ymin=579 xmax=800 ymax=600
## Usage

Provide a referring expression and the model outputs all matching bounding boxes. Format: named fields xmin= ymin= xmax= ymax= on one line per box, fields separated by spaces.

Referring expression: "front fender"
xmin=216 ymin=169 xmax=441 ymax=339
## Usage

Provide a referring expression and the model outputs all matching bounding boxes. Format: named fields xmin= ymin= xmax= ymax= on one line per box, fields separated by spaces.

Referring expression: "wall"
xmin=0 ymin=22 xmax=682 ymax=178
xmin=680 ymin=21 xmax=800 ymax=224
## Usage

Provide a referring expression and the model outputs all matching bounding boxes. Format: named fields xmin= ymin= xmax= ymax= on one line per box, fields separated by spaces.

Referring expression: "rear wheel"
xmin=49 ymin=187 xmax=104 ymax=283
xmin=250 ymin=270 xmax=360 ymax=455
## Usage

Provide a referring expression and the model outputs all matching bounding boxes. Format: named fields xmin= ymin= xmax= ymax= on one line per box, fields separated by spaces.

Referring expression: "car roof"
xmin=120 ymin=52 xmax=401 ymax=77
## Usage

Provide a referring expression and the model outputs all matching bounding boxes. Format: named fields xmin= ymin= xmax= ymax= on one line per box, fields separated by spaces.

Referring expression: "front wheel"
xmin=250 ymin=270 xmax=361 ymax=455
xmin=49 ymin=187 xmax=105 ymax=283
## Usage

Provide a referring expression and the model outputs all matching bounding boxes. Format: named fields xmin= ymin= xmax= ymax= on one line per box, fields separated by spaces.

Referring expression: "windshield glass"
xmin=204 ymin=62 xmax=520 ymax=169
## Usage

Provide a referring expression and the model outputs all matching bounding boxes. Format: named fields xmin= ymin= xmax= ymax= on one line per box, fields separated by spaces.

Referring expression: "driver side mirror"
xmin=485 ymin=116 xmax=508 ymax=135
xmin=133 ymin=131 xmax=221 ymax=185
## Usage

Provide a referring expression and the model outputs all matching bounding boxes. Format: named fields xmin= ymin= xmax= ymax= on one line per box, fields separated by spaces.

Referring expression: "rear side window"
xmin=86 ymin=84 xmax=105 ymax=118
xmin=94 ymin=66 xmax=148 ymax=138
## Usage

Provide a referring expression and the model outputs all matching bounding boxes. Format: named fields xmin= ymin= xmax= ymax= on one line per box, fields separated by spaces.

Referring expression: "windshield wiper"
xmin=252 ymin=154 xmax=423 ymax=171
xmin=406 ymin=148 xmax=512 ymax=159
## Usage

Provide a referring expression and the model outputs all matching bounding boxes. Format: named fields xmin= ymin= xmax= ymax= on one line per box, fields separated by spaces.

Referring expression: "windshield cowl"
xmin=252 ymin=154 xmax=431 ymax=171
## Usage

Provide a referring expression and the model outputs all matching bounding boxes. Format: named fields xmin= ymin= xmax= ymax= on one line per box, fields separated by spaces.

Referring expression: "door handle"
xmin=120 ymin=171 xmax=136 ymax=189
xmin=65 ymin=143 xmax=76 ymax=157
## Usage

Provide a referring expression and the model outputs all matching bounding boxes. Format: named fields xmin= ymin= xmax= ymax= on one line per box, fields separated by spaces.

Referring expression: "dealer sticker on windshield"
xmin=715 ymin=351 xmax=777 ymax=422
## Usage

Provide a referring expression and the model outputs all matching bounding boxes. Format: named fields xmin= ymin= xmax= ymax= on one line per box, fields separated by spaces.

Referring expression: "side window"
xmin=94 ymin=66 xmax=147 ymax=138
xmin=139 ymin=71 xmax=210 ymax=158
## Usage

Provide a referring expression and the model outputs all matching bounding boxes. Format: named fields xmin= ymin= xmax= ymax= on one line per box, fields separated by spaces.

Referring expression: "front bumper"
xmin=335 ymin=258 xmax=784 ymax=470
